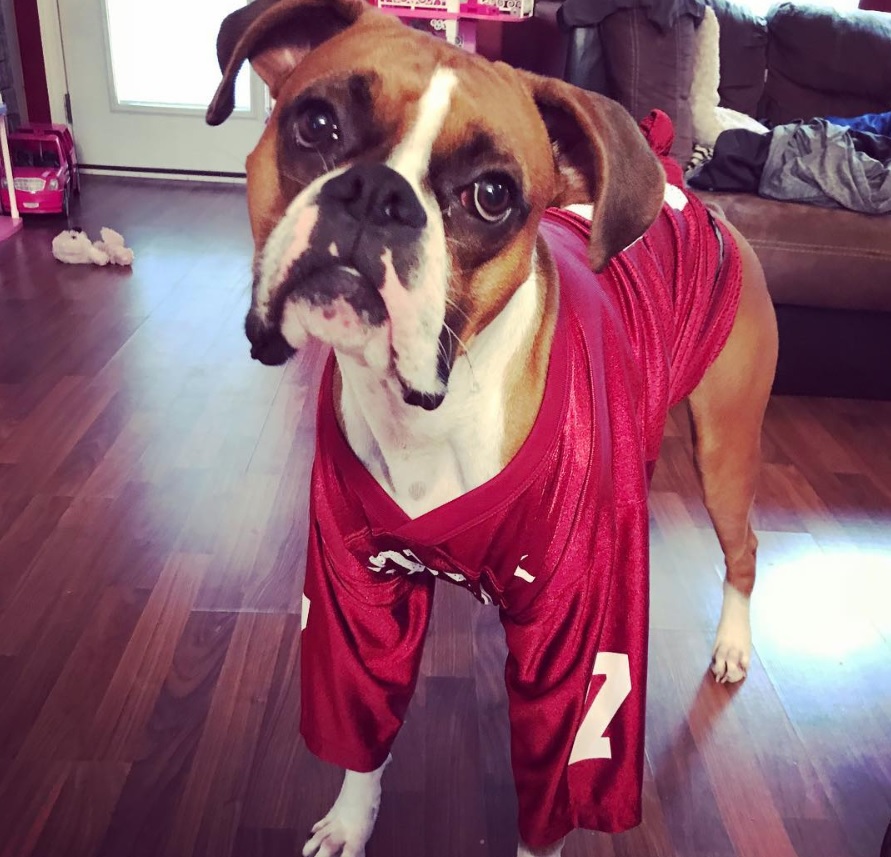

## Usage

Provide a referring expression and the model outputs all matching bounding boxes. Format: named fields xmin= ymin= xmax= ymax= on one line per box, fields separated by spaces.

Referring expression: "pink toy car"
xmin=0 ymin=124 xmax=79 ymax=217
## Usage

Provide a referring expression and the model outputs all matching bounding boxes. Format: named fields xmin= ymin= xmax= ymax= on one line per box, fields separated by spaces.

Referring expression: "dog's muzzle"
xmin=244 ymin=163 xmax=428 ymax=369
xmin=245 ymin=310 xmax=295 ymax=366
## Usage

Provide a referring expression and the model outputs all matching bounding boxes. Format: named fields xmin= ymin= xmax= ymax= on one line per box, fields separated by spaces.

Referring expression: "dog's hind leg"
xmin=686 ymin=223 xmax=778 ymax=683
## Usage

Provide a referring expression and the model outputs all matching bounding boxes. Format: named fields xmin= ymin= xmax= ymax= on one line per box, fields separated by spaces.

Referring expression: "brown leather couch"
xmin=503 ymin=1 xmax=891 ymax=399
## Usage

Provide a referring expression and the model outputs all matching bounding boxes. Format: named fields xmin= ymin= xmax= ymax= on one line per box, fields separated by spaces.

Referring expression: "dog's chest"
xmin=337 ymin=361 xmax=506 ymax=519
xmin=335 ymin=268 xmax=542 ymax=519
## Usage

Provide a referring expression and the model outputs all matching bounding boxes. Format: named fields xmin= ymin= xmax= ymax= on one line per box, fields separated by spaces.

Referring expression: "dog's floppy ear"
xmin=207 ymin=0 xmax=369 ymax=126
xmin=519 ymin=72 xmax=666 ymax=272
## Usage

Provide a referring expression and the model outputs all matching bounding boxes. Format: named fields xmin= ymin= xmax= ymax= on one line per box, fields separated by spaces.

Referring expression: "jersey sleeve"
xmin=649 ymin=186 xmax=744 ymax=406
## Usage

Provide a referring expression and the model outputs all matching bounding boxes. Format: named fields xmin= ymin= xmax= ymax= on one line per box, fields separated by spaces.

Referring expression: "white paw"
xmin=711 ymin=582 xmax=752 ymax=684
xmin=303 ymin=813 xmax=371 ymax=857
xmin=517 ymin=837 xmax=565 ymax=857
xmin=303 ymin=759 xmax=389 ymax=857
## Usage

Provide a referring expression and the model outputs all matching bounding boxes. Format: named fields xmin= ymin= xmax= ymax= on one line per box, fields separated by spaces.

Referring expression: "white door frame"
xmin=36 ymin=0 xmax=67 ymax=125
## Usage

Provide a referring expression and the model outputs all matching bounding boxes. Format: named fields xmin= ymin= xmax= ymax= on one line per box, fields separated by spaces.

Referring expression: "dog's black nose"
xmin=321 ymin=164 xmax=427 ymax=229
xmin=245 ymin=311 xmax=295 ymax=366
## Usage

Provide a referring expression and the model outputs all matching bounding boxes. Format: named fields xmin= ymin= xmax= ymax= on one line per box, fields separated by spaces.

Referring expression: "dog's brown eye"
xmin=461 ymin=174 xmax=514 ymax=223
xmin=294 ymin=100 xmax=341 ymax=149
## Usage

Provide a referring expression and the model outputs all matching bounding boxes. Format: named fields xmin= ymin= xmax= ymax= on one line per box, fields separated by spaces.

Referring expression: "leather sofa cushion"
xmin=762 ymin=3 xmax=891 ymax=124
xmin=601 ymin=7 xmax=697 ymax=163
xmin=696 ymin=191 xmax=891 ymax=311
xmin=708 ymin=0 xmax=768 ymax=118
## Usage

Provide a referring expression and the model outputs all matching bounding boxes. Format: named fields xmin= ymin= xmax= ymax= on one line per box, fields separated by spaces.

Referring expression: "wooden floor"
xmin=1 ymin=177 xmax=889 ymax=857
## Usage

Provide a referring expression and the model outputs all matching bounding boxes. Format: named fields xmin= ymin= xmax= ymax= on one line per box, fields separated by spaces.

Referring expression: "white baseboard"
xmin=79 ymin=167 xmax=246 ymax=185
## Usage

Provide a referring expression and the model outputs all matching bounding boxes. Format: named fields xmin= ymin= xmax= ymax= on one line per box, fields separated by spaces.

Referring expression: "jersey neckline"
xmin=316 ymin=238 xmax=578 ymax=543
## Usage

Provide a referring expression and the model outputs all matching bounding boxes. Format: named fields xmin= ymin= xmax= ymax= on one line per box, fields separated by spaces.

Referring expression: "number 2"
xmin=568 ymin=652 xmax=631 ymax=764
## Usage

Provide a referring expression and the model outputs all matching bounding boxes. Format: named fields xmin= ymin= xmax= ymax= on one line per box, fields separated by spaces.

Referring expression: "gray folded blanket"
xmin=759 ymin=118 xmax=891 ymax=215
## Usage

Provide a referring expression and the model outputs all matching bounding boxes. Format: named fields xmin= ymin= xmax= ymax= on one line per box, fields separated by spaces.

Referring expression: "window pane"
xmin=105 ymin=0 xmax=250 ymax=110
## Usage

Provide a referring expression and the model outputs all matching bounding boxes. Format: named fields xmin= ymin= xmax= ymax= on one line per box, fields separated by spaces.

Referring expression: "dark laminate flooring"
xmin=1 ymin=176 xmax=889 ymax=857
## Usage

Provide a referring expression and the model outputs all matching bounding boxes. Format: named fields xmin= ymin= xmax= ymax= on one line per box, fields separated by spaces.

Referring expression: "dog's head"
xmin=208 ymin=0 xmax=664 ymax=409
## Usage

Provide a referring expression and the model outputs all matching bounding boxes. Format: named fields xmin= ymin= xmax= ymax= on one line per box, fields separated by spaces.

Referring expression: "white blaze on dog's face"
xmin=241 ymin=19 xmax=556 ymax=409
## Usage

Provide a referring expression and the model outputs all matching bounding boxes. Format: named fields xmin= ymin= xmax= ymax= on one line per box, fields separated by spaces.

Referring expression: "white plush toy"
xmin=51 ymin=227 xmax=134 ymax=267
xmin=51 ymin=229 xmax=109 ymax=266
xmin=93 ymin=227 xmax=135 ymax=266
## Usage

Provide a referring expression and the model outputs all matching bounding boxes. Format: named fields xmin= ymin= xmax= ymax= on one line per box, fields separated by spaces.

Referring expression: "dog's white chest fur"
xmin=337 ymin=267 xmax=540 ymax=519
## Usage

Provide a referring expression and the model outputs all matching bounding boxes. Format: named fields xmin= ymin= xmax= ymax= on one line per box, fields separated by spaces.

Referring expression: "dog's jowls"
xmin=208 ymin=2 xmax=778 ymax=855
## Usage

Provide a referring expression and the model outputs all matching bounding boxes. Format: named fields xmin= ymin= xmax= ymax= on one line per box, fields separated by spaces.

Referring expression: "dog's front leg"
xmin=303 ymin=756 xmax=391 ymax=857
xmin=518 ymin=836 xmax=566 ymax=857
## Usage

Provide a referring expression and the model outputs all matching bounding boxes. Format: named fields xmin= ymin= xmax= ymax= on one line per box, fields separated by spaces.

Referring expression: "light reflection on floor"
xmin=754 ymin=535 xmax=890 ymax=661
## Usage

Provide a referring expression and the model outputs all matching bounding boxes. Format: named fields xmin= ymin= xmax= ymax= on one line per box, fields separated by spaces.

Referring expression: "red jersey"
xmin=299 ymin=187 xmax=742 ymax=848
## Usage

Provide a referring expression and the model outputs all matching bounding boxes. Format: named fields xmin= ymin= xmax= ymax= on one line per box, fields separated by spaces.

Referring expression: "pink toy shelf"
xmin=370 ymin=0 xmax=533 ymax=50
xmin=0 ymin=96 xmax=23 ymax=243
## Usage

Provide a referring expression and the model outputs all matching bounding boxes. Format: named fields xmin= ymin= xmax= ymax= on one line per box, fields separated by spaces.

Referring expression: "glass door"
xmin=57 ymin=0 xmax=266 ymax=174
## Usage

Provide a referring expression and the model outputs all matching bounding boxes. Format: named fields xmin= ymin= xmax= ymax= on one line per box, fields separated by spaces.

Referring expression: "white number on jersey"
xmin=568 ymin=652 xmax=632 ymax=764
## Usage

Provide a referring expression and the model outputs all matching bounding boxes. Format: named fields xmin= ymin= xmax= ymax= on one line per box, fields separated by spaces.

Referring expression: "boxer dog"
xmin=207 ymin=2 xmax=777 ymax=855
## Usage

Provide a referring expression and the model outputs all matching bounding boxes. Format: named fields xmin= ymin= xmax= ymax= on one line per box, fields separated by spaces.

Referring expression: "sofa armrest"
xmin=600 ymin=8 xmax=698 ymax=163
xmin=502 ymin=0 xmax=704 ymax=164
